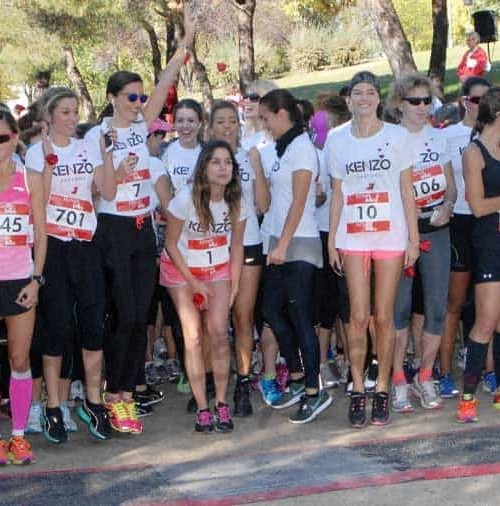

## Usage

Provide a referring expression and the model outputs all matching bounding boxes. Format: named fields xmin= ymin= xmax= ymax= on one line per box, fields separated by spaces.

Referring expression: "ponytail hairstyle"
xmin=191 ymin=140 xmax=242 ymax=232
xmin=471 ymin=86 xmax=500 ymax=139
xmin=100 ymin=71 xmax=143 ymax=124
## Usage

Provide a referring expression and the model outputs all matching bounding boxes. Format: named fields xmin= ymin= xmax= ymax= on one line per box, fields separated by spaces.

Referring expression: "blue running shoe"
xmin=259 ymin=377 xmax=282 ymax=406
xmin=482 ymin=372 xmax=497 ymax=395
xmin=439 ymin=373 xmax=459 ymax=399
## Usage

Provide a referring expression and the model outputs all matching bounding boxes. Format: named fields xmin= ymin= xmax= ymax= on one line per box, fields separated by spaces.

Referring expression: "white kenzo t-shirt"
xmin=161 ymin=141 xmax=201 ymax=195
xmin=444 ymin=122 xmax=472 ymax=215
xmin=86 ymin=116 xmax=154 ymax=217
xmin=258 ymin=142 xmax=278 ymax=254
xmin=267 ymin=133 xmax=319 ymax=239
xmin=235 ymin=148 xmax=261 ymax=246
xmin=328 ymin=122 xmax=412 ymax=251
xmin=167 ymin=186 xmax=247 ymax=267
xmin=25 ymin=138 xmax=102 ymax=241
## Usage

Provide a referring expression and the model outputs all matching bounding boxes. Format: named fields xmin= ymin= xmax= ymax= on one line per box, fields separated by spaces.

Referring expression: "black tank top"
xmin=472 ymin=139 xmax=500 ymax=245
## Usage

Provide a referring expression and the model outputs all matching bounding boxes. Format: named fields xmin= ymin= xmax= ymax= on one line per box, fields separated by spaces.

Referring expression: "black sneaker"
xmin=136 ymin=404 xmax=154 ymax=418
xmin=288 ymin=390 xmax=333 ymax=424
xmin=348 ymin=392 xmax=366 ymax=428
xmin=187 ymin=381 xmax=215 ymax=413
xmin=214 ymin=402 xmax=234 ymax=433
xmin=133 ymin=385 xmax=164 ymax=408
xmin=77 ymin=400 xmax=112 ymax=440
xmin=41 ymin=406 xmax=68 ymax=444
xmin=371 ymin=391 xmax=390 ymax=426
xmin=233 ymin=378 xmax=253 ymax=417
xmin=195 ymin=409 xmax=214 ymax=434
xmin=364 ymin=358 xmax=378 ymax=393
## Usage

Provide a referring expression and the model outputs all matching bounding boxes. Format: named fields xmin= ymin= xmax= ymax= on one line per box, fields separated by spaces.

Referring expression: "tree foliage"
xmin=281 ymin=0 xmax=355 ymax=21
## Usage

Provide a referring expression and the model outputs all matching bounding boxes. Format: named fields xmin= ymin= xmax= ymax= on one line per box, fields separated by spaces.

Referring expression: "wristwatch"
xmin=31 ymin=274 xmax=46 ymax=286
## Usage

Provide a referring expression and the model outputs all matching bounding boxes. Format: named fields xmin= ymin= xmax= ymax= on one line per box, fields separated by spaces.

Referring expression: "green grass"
xmin=271 ymin=45 xmax=500 ymax=100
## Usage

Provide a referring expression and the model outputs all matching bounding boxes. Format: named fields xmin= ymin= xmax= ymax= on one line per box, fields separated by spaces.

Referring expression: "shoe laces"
xmin=197 ymin=409 xmax=213 ymax=426
xmin=10 ymin=436 xmax=31 ymax=455
xmin=374 ymin=392 xmax=389 ymax=411
xmin=216 ymin=403 xmax=231 ymax=423
xmin=124 ymin=400 xmax=138 ymax=421
xmin=0 ymin=439 xmax=8 ymax=454
xmin=111 ymin=401 xmax=129 ymax=420
xmin=459 ymin=398 xmax=477 ymax=416
xmin=351 ymin=394 xmax=366 ymax=412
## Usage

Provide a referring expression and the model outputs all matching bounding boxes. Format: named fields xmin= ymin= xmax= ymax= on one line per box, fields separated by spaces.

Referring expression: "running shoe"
xmin=259 ymin=376 xmax=282 ymax=406
xmin=153 ymin=338 xmax=168 ymax=361
xmin=25 ymin=402 xmax=43 ymax=434
xmin=77 ymin=400 xmax=112 ymax=440
xmin=195 ymin=409 xmax=214 ymax=434
xmin=133 ymin=385 xmax=164 ymax=408
xmin=136 ymin=404 xmax=154 ymax=418
xmin=123 ymin=400 xmax=144 ymax=434
xmin=41 ymin=406 xmax=68 ymax=444
xmin=105 ymin=400 xmax=131 ymax=433
xmin=439 ymin=374 xmax=459 ymax=399
xmin=410 ymin=376 xmax=443 ymax=410
xmin=371 ymin=391 xmax=390 ymax=426
xmin=270 ymin=381 xmax=305 ymax=410
xmin=233 ymin=379 xmax=253 ymax=417
xmin=145 ymin=362 xmax=162 ymax=385
xmin=0 ymin=400 xmax=11 ymax=419
xmin=345 ymin=381 xmax=353 ymax=396
xmin=214 ymin=402 xmax=234 ymax=433
xmin=348 ymin=392 xmax=367 ymax=428
xmin=276 ymin=362 xmax=290 ymax=393
xmin=457 ymin=398 xmax=478 ymax=423
xmin=391 ymin=383 xmax=414 ymax=413
xmin=320 ymin=363 xmax=339 ymax=389
xmin=403 ymin=358 xmax=420 ymax=384
xmin=0 ymin=440 xmax=8 ymax=466
xmin=493 ymin=392 xmax=500 ymax=410
xmin=482 ymin=372 xmax=497 ymax=395
xmin=8 ymin=436 xmax=35 ymax=465
xmin=335 ymin=355 xmax=349 ymax=385
xmin=165 ymin=358 xmax=181 ymax=382
xmin=70 ymin=380 xmax=85 ymax=402
xmin=288 ymin=390 xmax=333 ymax=424
xmin=61 ymin=402 xmax=78 ymax=433
xmin=176 ymin=373 xmax=192 ymax=395
xmin=364 ymin=358 xmax=378 ymax=392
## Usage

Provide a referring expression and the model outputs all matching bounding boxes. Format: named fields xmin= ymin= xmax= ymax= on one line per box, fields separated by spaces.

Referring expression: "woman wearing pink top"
xmin=0 ymin=107 xmax=46 ymax=464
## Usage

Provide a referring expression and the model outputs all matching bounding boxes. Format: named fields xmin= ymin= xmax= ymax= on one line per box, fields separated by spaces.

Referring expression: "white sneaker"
xmin=25 ymin=402 xmax=43 ymax=433
xmin=410 ymin=376 xmax=443 ymax=410
xmin=70 ymin=380 xmax=85 ymax=401
xmin=320 ymin=363 xmax=339 ymax=389
xmin=165 ymin=358 xmax=181 ymax=382
xmin=391 ymin=383 xmax=414 ymax=413
xmin=61 ymin=402 xmax=78 ymax=432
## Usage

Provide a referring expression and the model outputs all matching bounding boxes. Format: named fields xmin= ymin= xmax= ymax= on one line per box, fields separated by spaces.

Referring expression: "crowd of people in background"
xmin=0 ymin=20 xmax=499 ymax=466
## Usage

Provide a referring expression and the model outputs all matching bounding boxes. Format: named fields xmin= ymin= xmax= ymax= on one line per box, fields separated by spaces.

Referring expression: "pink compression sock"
xmin=9 ymin=370 xmax=33 ymax=436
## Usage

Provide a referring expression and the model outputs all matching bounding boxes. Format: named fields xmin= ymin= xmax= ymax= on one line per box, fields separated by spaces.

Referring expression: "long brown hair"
xmin=192 ymin=140 xmax=242 ymax=232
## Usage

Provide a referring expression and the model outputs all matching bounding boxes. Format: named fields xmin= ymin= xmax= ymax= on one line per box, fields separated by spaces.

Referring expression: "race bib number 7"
xmin=346 ymin=191 xmax=391 ymax=233
xmin=116 ymin=168 xmax=151 ymax=213
xmin=187 ymin=235 xmax=229 ymax=275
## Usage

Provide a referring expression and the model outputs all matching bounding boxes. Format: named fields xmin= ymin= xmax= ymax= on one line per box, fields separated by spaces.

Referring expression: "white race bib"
xmin=412 ymin=164 xmax=446 ymax=208
xmin=346 ymin=191 xmax=391 ymax=233
xmin=116 ymin=168 xmax=151 ymax=213
xmin=46 ymin=194 xmax=96 ymax=241
xmin=187 ymin=235 xmax=229 ymax=275
xmin=0 ymin=203 xmax=30 ymax=246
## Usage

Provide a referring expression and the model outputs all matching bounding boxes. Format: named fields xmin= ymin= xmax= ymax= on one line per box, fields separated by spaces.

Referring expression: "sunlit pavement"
xmin=2 ymin=382 xmax=500 ymax=505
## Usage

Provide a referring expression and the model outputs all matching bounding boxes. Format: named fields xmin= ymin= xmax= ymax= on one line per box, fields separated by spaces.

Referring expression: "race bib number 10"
xmin=346 ymin=191 xmax=391 ymax=233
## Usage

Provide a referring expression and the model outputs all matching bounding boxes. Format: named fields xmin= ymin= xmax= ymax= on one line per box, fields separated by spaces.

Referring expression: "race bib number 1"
xmin=346 ymin=191 xmax=391 ymax=233
xmin=187 ymin=235 xmax=229 ymax=275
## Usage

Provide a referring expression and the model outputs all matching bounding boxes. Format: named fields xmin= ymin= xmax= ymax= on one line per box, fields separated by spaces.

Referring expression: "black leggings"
xmin=97 ymin=214 xmax=156 ymax=394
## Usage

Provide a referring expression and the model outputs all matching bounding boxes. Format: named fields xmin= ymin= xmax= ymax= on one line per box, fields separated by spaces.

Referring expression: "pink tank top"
xmin=0 ymin=165 xmax=33 ymax=280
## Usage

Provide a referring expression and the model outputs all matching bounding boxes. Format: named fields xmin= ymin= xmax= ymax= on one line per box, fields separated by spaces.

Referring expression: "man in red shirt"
xmin=457 ymin=32 xmax=490 ymax=83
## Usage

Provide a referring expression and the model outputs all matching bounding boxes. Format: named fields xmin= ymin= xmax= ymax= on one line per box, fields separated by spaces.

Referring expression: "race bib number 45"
xmin=412 ymin=164 xmax=446 ymax=208
xmin=0 ymin=203 xmax=30 ymax=246
xmin=187 ymin=235 xmax=229 ymax=275
xmin=346 ymin=191 xmax=391 ymax=233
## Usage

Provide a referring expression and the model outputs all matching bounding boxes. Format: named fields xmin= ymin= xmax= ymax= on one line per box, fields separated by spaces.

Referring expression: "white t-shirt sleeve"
xmin=149 ymin=157 xmax=166 ymax=185
xmin=24 ymin=142 xmax=44 ymax=172
xmin=288 ymin=138 xmax=316 ymax=175
xmin=167 ymin=186 xmax=190 ymax=221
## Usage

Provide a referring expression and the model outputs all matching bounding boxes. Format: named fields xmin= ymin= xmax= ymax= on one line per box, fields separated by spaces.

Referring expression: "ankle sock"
xmin=392 ymin=370 xmax=406 ymax=385
xmin=418 ymin=367 xmax=433 ymax=383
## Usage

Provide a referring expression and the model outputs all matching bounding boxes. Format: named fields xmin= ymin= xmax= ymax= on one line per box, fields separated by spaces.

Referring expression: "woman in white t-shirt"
xmin=439 ymin=77 xmax=491 ymax=397
xmin=387 ymin=74 xmax=456 ymax=414
xmin=259 ymin=89 xmax=332 ymax=424
xmin=162 ymin=99 xmax=203 ymax=195
xmin=208 ymin=100 xmax=269 ymax=417
xmin=25 ymin=88 xmax=116 ymax=444
xmin=161 ymin=140 xmax=246 ymax=433
xmin=327 ymin=72 xmax=419 ymax=428
xmin=85 ymin=10 xmax=195 ymax=435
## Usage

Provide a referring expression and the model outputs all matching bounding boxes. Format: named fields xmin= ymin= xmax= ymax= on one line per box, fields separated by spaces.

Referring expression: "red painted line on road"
xmin=140 ymin=462 xmax=500 ymax=505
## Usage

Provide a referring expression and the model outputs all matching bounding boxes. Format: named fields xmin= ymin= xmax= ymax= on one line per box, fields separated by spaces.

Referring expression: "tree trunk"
xmin=366 ymin=0 xmax=417 ymax=76
xmin=191 ymin=45 xmax=214 ymax=114
xmin=428 ymin=0 xmax=448 ymax=87
xmin=141 ymin=19 xmax=162 ymax=83
xmin=233 ymin=0 xmax=256 ymax=93
xmin=63 ymin=46 xmax=96 ymax=122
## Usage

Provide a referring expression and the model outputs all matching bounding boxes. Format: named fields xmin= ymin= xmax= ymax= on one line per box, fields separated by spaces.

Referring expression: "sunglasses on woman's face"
xmin=464 ymin=95 xmax=481 ymax=105
xmin=402 ymin=96 xmax=432 ymax=106
xmin=243 ymin=93 xmax=260 ymax=102
xmin=120 ymin=92 xmax=148 ymax=104
xmin=0 ymin=133 xmax=14 ymax=144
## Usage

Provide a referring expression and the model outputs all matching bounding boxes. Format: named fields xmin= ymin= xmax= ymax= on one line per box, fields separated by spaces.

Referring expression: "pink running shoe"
xmin=123 ymin=400 xmax=144 ymax=434
xmin=276 ymin=362 xmax=289 ymax=393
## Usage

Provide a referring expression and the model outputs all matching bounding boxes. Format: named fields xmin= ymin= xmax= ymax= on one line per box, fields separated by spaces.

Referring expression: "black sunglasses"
xmin=0 ymin=133 xmax=14 ymax=144
xmin=464 ymin=95 xmax=481 ymax=105
xmin=402 ymin=96 xmax=432 ymax=106
xmin=243 ymin=93 xmax=260 ymax=102
xmin=121 ymin=92 xmax=148 ymax=104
